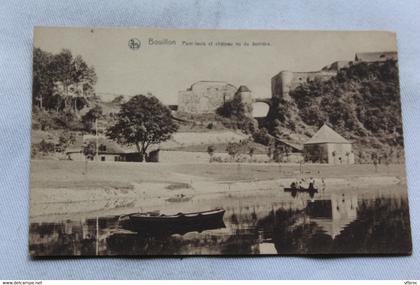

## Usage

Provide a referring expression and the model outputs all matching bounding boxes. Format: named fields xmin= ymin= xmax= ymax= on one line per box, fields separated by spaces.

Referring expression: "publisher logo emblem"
xmin=128 ymin=38 xmax=141 ymax=50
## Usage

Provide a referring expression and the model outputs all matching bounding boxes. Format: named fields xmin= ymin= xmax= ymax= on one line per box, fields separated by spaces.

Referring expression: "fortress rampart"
xmin=271 ymin=70 xmax=337 ymax=101
xmin=272 ymin=51 xmax=397 ymax=101
xmin=177 ymin=51 xmax=397 ymax=114
xmin=178 ymin=81 xmax=253 ymax=114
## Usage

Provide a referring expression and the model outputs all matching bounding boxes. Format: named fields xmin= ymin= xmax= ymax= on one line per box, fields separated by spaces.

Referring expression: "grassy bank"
xmin=31 ymin=159 xmax=406 ymax=188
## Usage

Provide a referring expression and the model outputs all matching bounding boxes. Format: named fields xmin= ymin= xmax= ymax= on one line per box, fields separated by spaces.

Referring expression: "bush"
xmin=33 ymin=139 xmax=56 ymax=157
xmin=216 ymin=93 xmax=257 ymax=134
xmin=252 ymin=128 xmax=272 ymax=145
xmin=54 ymin=111 xmax=84 ymax=131
xmin=226 ymin=142 xmax=241 ymax=160
xmin=31 ymin=145 xmax=38 ymax=158
xmin=211 ymin=155 xmax=224 ymax=163
xmin=82 ymin=105 xmax=103 ymax=132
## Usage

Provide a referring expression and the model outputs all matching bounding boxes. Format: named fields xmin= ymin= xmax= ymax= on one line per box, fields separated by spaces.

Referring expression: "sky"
xmin=33 ymin=27 xmax=397 ymax=109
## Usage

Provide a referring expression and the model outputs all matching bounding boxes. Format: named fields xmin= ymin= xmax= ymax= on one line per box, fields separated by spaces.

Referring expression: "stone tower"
xmin=235 ymin=85 xmax=253 ymax=113
xmin=271 ymin=71 xmax=295 ymax=101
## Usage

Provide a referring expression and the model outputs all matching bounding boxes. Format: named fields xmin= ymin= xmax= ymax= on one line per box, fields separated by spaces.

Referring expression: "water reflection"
xmin=29 ymin=186 xmax=412 ymax=256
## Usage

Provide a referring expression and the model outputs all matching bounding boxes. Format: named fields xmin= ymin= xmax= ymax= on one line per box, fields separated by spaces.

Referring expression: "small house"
xmin=272 ymin=138 xmax=303 ymax=163
xmin=66 ymin=135 xmax=128 ymax=162
xmin=303 ymin=124 xmax=354 ymax=164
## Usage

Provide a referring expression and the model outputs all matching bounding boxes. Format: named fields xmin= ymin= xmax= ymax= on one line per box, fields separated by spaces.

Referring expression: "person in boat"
xmin=321 ymin=177 xmax=326 ymax=192
xmin=298 ymin=180 xmax=303 ymax=189
xmin=308 ymin=177 xmax=315 ymax=190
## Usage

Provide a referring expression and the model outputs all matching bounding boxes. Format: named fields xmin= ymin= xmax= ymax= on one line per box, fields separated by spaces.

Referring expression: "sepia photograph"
xmin=29 ymin=27 xmax=412 ymax=256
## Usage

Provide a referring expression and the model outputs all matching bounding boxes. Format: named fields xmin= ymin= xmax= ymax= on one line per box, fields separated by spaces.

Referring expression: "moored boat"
xmin=118 ymin=208 xmax=225 ymax=235
xmin=284 ymin=186 xmax=318 ymax=193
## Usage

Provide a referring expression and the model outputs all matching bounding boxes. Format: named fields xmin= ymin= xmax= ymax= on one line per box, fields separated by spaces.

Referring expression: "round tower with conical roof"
xmin=235 ymin=85 xmax=253 ymax=113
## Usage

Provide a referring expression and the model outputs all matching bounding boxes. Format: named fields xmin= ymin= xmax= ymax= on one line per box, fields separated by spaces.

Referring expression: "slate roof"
xmin=304 ymin=124 xmax=350 ymax=145
xmin=272 ymin=137 xmax=303 ymax=151
xmin=237 ymin=85 xmax=251 ymax=92
xmin=66 ymin=135 xmax=126 ymax=154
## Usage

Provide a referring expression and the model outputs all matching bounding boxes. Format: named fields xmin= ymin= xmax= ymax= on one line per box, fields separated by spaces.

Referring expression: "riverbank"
xmin=29 ymin=160 xmax=407 ymax=221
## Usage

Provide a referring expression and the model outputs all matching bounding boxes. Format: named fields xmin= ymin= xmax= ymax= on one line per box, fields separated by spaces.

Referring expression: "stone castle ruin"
xmin=178 ymin=81 xmax=253 ymax=114
xmin=272 ymin=51 xmax=397 ymax=101
xmin=177 ymin=51 xmax=397 ymax=115
xmin=271 ymin=70 xmax=336 ymax=101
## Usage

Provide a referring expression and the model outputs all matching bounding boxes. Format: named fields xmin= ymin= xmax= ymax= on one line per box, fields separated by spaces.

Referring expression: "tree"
xmin=345 ymin=151 xmax=351 ymax=164
xmin=51 ymin=49 xmax=97 ymax=114
xmin=273 ymin=145 xmax=282 ymax=162
xmin=57 ymin=131 xmax=76 ymax=152
xmin=83 ymin=141 xmax=96 ymax=159
xmin=372 ymin=152 xmax=379 ymax=172
xmin=38 ymin=139 xmax=55 ymax=154
xmin=248 ymin=146 xmax=255 ymax=160
xmin=32 ymin=48 xmax=97 ymax=113
xmin=332 ymin=151 xmax=336 ymax=165
xmin=358 ymin=150 xmax=365 ymax=164
xmin=33 ymin=48 xmax=54 ymax=110
xmin=82 ymin=105 xmax=104 ymax=132
xmin=284 ymin=145 xmax=290 ymax=162
xmin=106 ymin=95 xmax=178 ymax=161
xmin=207 ymin=145 xmax=215 ymax=162
xmin=216 ymin=93 xmax=257 ymax=134
xmin=82 ymin=142 xmax=96 ymax=174
xmin=226 ymin=142 xmax=241 ymax=161
xmin=267 ymin=145 xmax=273 ymax=160
xmin=252 ymin=128 xmax=272 ymax=146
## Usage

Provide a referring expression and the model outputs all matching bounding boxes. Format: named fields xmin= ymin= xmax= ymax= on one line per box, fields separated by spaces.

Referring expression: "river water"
xmin=29 ymin=184 xmax=412 ymax=256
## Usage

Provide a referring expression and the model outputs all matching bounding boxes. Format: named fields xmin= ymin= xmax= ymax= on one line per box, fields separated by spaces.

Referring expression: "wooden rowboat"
xmin=118 ymin=208 xmax=225 ymax=235
xmin=284 ymin=186 xmax=318 ymax=193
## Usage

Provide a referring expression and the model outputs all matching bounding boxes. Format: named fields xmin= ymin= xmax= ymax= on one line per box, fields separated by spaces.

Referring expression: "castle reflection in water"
xmin=29 ymin=186 xmax=411 ymax=256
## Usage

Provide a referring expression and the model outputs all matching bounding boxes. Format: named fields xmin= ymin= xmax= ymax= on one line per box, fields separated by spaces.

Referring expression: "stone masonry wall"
xmin=178 ymin=81 xmax=237 ymax=113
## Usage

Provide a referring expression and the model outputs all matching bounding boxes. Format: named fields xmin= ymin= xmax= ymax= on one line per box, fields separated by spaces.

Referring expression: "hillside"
xmin=263 ymin=60 xmax=404 ymax=159
xmin=32 ymin=99 xmax=269 ymax=158
xmin=32 ymin=59 xmax=403 ymax=163
xmin=160 ymin=130 xmax=267 ymax=154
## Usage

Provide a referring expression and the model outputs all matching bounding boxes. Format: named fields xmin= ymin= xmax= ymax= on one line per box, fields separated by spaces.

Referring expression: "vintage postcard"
xmin=29 ymin=27 xmax=412 ymax=256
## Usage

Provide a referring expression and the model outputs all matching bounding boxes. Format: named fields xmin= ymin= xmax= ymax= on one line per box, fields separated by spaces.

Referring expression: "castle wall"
xmin=177 ymin=81 xmax=237 ymax=113
xmin=271 ymin=70 xmax=336 ymax=101
xmin=355 ymin=51 xmax=397 ymax=62
xmin=322 ymin=61 xmax=351 ymax=71
xmin=271 ymin=52 xmax=395 ymax=102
